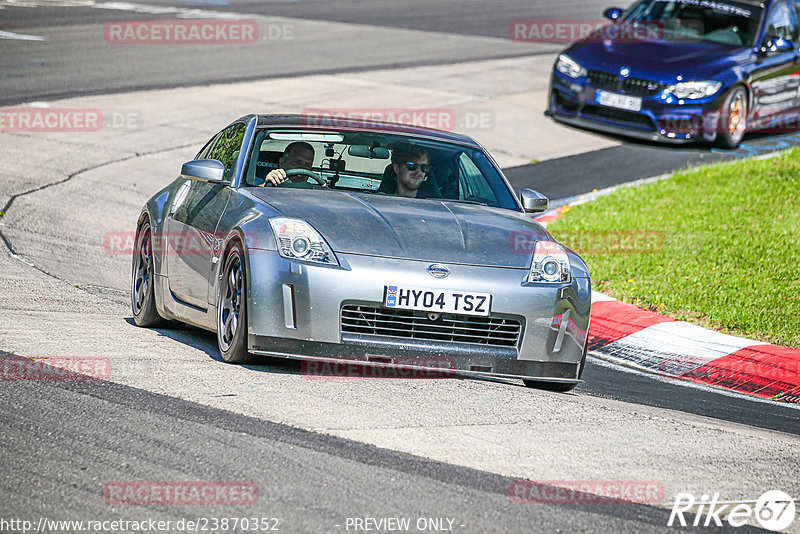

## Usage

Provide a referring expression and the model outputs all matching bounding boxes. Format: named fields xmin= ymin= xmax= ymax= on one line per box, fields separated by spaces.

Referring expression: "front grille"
xmin=587 ymin=70 xmax=663 ymax=96
xmin=587 ymin=70 xmax=619 ymax=91
xmin=341 ymin=304 xmax=522 ymax=348
xmin=582 ymin=105 xmax=654 ymax=130
xmin=622 ymin=77 xmax=664 ymax=97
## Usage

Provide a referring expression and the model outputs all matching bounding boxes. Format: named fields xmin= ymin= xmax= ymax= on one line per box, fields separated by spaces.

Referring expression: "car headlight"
xmin=269 ymin=217 xmax=338 ymax=265
xmin=666 ymin=81 xmax=722 ymax=99
xmin=528 ymin=241 xmax=571 ymax=283
xmin=555 ymin=54 xmax=587 ymax=79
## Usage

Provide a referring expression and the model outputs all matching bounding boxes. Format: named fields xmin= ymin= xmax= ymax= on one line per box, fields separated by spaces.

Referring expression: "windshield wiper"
xmin=439 ymin=198 xmax=489 ymax=206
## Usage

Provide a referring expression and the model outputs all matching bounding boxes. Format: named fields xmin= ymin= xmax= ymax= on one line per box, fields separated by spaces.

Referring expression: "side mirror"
xmin=180 ymin=159 xmax=229 ymax=184
xmin=520 ymin=189 xmax=549 ymax=214
xmin=603 ymin=7 xmax=624 ymax=21
xmin=760 ymin=36 xmax=794 ymax=56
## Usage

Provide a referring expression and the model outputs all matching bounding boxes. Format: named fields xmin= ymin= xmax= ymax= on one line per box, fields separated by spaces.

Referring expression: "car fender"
xmin=212 ymin=218 xmax=277 ymax=324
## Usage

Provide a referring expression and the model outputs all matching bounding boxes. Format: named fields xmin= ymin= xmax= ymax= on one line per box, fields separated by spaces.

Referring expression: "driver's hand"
xmin=263 ymin=168 xmax=287 ymax=186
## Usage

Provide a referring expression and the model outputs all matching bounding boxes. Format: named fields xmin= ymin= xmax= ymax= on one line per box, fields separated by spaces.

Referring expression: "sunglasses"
xmin=403 ymin=161 xmax=432 ymax=174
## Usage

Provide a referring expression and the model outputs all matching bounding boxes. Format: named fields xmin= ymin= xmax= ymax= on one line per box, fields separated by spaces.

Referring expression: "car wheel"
xmin=715 ymin=86 xmax=747 ymax=149
xmin=217 ymin=242 xmax=252 ymax=363
xmin=131 ymin=220 xmax=166 ymax=327
xmin=523 ymin=342 xmax=587 ymax=392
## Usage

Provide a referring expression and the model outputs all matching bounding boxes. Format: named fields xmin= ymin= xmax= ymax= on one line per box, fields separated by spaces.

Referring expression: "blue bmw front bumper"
xmin=548 ymin=70 xmax=726 ymax=144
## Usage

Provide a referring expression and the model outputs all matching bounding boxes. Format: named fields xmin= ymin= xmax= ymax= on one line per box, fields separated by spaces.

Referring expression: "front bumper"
xmin=244 ymin=250 xmax=591 ymax=382
xmin=549 ymin=71 xmax=724 ymax=144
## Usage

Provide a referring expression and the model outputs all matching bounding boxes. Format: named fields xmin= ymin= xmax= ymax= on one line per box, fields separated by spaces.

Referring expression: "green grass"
xmin=548 ymin=149 xmax=800 ymax=348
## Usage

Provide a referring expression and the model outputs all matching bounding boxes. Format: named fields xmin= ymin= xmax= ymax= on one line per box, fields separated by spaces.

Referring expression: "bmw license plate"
xmin=384 ymin=285 xmax=492 ymax=316
xmin=596 ymin=90 xmax=642 ymax=112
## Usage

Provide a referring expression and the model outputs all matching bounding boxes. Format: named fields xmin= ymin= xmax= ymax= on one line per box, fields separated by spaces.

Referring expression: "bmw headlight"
xmin=269 ymin=218 xmax=338 ymax=265
xmin=666 ymin=81 xmax=722 ymax=99
xmin=528 ymin=241 xmax=571 ymax=283
xmin=555 ymin=54 xmax=587 ymax=79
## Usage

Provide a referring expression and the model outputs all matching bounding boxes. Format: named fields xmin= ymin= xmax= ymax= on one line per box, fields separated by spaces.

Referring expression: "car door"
xmin=165 ymin=122 xmax=245 ymax=309
xmin=750 ymin=1 xmax=800 ymax=124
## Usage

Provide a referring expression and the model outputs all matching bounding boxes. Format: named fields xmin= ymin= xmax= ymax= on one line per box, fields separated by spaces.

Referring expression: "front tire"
xmin=523 ymin=342 xmax=587 ymax=392
xmin=715 ymin=86 xmax=747 ymax=149
xmin=217 ymin=242 xmax=252 ymax=363
xmin=131 ymin=220 xmax=165 ymax=327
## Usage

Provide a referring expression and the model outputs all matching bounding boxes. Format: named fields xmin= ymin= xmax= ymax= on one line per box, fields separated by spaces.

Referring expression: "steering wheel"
xmin=286 ymin=168 xmax=325 ymax=185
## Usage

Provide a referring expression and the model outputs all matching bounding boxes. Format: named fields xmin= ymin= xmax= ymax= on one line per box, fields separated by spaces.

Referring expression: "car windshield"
xmin=621 ymin=0 xmax=763 ymax=46
xmin=243 ymin=129 xmax=519 ymax=211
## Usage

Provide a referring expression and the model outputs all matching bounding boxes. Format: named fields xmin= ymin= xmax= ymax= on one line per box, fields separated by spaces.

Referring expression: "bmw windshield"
xmin=621 ymin=0 xmax=764 ymax=46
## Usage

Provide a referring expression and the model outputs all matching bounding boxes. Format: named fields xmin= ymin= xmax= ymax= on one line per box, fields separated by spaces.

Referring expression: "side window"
xmin=195 ymin=133 xmax=219 ymax=160
xmin=457 ymin=153 xmax=497 ymax=204
xmin=207 ymin=123 xmax=247 ymax=181
xmin=765 ymin=2 xmax=799 ymax=41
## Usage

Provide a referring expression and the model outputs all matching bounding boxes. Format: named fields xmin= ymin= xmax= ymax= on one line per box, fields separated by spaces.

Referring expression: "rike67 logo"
xmin=668 ymin=490 xmax=795 ymax=531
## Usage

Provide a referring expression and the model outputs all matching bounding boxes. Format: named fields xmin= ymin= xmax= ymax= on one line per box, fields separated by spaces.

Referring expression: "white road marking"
xmin=595 ymin=320 xmax=768 ymax=374
xmin=1 ymin=0 xmax=93 ymax=6
xmin=92 ymin=1 xmax=248 ymax=19
xmin=0 ymin=29 xmax=46 ymax=40
xmin=591 ymin=290 xmax=615 ymax=303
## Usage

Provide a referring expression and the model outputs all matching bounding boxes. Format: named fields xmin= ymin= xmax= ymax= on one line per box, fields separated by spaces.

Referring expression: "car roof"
xmin=243 ymin=114 xmax=482 ymax=148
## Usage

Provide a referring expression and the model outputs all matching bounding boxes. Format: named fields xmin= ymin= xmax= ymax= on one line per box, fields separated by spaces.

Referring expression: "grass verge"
xmin=547 ymin=148 xmax=800 ymax=348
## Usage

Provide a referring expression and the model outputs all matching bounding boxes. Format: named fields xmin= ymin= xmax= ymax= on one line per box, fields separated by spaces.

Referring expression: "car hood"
xmin=250 ymin=189 xmax=547 ymax=268
xmin=567 ymin=37 xmax=747 ymax=80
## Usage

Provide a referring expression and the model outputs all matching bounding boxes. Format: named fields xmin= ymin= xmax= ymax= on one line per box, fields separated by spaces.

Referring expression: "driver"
xmin=261 ymin=142 xmax=316 ymax=188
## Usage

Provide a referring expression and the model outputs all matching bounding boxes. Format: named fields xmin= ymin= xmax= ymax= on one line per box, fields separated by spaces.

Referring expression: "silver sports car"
xmin=131 ymin=115 xmax=591 ymax=391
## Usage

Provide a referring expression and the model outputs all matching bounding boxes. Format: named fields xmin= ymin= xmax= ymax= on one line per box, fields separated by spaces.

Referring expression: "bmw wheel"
xmin=716 ymin=86 xmax=747 ymax=149
xmin=131 ymin=220 xmax=166 ymax=327
xmin=217 ymin=242 xmax=252 ymax=363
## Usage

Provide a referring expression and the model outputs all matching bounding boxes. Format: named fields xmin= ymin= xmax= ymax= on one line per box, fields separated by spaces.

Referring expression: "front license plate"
xmin=596 ymin=90 xmax=642 ymax=112
xmin=384 ymin=285 xmax=492 ymax=317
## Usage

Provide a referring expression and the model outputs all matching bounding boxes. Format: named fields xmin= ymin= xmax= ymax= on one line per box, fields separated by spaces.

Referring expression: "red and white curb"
xmin=587 ymin=292 xmax=800 ymax=402
xmin=532 ymin=161 xmax=800 ymax=403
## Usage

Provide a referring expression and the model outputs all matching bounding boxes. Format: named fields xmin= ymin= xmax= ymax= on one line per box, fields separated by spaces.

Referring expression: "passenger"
xmin=262 ymin=142 xmax=316 ymax=187
xmin=381 ymin=145 xmax=437 ymax=198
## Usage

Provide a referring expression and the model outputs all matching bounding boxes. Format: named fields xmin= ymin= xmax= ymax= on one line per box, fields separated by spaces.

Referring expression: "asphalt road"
xmin=6 ymin=355 xmax=752 ymax=534
xmin=507 ymin=130 xmax=800 ymax=200
xmin=1 ymin=2 xmax=799 ymax=533
xmin=0 ymin=0 xmax=606 ymax=105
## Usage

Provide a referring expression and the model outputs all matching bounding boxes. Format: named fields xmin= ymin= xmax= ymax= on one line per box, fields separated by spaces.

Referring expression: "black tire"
xmin=715 ymin=86 xmax=747 ymax=149
xmin=523 ymin=342 xmax=587 ymax=392
xmin=131 ymin=220 xmax=166 ymax=327
xmin=217 ymin=242 xmax=252 ymax=363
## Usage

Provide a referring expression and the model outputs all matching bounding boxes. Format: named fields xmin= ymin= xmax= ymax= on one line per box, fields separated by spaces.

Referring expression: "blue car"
xmin=547 ymin=0 xmax=800 ymax=148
